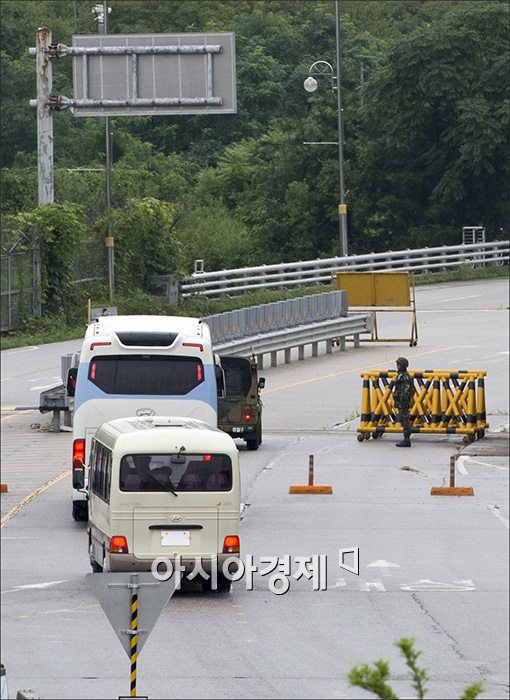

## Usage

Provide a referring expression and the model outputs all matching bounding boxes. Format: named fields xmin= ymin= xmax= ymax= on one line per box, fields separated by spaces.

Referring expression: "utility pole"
xmin=94 ymin=1 xmax=115 ymax=301
xmin=35 ymin=27 xmax=54 ymax=205
xmin=335 ymin=0 xmax=348 ymax=258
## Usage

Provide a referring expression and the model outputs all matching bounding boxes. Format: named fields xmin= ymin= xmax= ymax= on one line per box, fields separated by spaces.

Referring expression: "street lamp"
xmin=303 ymin=2 xmax=348 ymax=258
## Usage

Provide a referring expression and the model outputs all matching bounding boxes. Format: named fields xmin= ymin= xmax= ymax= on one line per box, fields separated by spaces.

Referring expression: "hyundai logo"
xmin=170 ymin=515 xmax=182 ymax=522
xmin=136 ymin=408 xmax=155 ymax=417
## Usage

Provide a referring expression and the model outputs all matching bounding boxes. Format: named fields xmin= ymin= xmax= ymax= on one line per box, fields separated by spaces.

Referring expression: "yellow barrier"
xmin=335 ymin=271 xmax=418 ymax=346
xmin=357 ymin=370 xmax=488 ymax=443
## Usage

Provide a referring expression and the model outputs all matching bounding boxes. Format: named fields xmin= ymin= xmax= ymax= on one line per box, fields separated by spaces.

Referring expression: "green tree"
xmin=351 ymin=2 xmax=510 ymax=249
xmin=12 ymin=203 xmax=86 ymax=315
xmin=110 ymin=197 xmax=183 ymax=292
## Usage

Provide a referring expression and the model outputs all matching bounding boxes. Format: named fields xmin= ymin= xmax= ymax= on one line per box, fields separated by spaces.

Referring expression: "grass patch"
xmin=1 ymin=264 xmax=507 ymax=350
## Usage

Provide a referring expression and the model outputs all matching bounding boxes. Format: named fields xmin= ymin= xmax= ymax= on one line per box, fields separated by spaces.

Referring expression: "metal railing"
xmin=181 ymin=241 xmax=509 ymax=298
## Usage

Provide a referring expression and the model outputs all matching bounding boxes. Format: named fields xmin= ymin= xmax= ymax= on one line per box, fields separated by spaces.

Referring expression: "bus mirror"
xmin=258 ymin=377 xmax=266 ymax=390
xmin=72 ymin=466 xmax=85 ymax=490
xmin=215 ymin=364 xmax=225 ymax=397
xmin=67 ymin=368 xmax=78 ymax=397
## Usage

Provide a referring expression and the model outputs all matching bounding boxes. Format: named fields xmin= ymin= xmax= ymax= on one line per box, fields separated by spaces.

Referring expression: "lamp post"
xmin=304 ymin=1 xmax=348 ymax=257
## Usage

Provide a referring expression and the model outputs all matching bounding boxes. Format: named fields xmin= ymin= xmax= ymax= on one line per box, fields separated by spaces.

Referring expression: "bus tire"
xmin=216 ymin=573 xmax=232 ymax=593
xmin=89 ymin=541 xmax=102 ymax=572
xmin=72 ymin=501 xmax=88 ymax=522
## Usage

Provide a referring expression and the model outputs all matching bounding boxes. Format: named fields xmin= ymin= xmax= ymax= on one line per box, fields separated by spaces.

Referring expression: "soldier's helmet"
xmin=396 ymin=357 xmax=409 ymax=368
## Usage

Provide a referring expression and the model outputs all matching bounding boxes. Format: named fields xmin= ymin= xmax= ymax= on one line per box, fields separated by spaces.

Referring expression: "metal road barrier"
xmin=357 ymin=370 xmax=489 ymax=443
xmin=214 ymin=313 xmax=372 ymax=367
xmin=203 ymin=290 xmax=348 ymax=345
xmin=181 ymin=241 xmax=509 ymax=298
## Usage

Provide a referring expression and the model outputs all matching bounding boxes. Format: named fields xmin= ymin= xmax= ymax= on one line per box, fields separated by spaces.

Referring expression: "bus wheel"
xmin=72 ymin=501 xmax=88 ymax=522
xmin=102 ymin=550 xmax=110 ymax=573
xmin=216 ymin=573 xmax=232 ymax=593
xmin=89 ymin=543 xmax=102 ymax=573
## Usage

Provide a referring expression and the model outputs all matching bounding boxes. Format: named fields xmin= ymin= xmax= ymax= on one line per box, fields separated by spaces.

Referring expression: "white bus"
xmin=77 ymin=415 xmax=240 ymax=592
xmin=68 ymin=315 xmax=223 ymax=521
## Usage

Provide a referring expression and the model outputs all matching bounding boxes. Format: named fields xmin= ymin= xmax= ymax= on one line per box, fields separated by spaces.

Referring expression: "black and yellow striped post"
xmin=130 ymin=575 xmax=139 ymax=697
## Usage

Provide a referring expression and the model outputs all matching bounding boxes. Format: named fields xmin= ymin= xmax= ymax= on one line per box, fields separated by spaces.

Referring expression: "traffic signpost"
xmin=86 ymin=572 xmax=179 ymax=698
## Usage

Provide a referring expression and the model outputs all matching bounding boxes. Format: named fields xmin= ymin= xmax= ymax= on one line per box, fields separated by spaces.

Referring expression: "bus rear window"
xmin=119 ymin=454 xmax=232 ymax=492
xmin=88 ymin=355 xmax=204 ymax=395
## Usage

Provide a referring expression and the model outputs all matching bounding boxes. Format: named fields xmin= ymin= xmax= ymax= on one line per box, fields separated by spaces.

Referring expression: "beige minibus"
xmin=75 ymin=416 xmax=240 ymax=591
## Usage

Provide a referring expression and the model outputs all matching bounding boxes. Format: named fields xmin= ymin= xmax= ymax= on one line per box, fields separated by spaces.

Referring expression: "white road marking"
xmin=327 ymin=578 xmax=347 ymax=589
xmin=494 ymin=424 xmax=509 ymax=433
xmin=469 ymin=459 xmax=508 ymax=471
xmin=4 ymin=579 xmax=67 ymax=593
xmin=400 ymin=579 xmax=476 ymax=591
xmin=458 ymin=456 xmax=508 ymax=473
xmin=499 ymin=351 xmax=509 ymax=355
xmin=30 ymin=384 xmax=58 ymax=391
xmin=425 ymin=295 xmax=481 ymax=304
xmin=2 ymin=347 xmax=39 ymax=355
xmin=487 ymin=505 xmax=509 ymax=529
xmin=367 ymin=560 xmax=400 ymax=568
xmin=360 ymin=580 xmax=386 ymax=592
xmin=367 ymin=560 xmax=400 ymax=578
xmin=457 ymin=456 xmax=469 ymax=475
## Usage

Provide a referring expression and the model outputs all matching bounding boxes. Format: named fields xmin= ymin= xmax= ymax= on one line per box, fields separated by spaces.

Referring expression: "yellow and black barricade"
xmin=357 ymin=370 xmax=488 ymax=443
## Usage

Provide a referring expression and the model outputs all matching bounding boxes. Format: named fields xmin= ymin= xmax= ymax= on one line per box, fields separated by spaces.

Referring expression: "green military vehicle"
xmin=218 ymin=355 xmax=265 ymax=450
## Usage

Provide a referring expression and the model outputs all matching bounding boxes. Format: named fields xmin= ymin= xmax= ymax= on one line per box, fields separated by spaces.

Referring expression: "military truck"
xmin=218 ymin=355 xmax=265 ymax=450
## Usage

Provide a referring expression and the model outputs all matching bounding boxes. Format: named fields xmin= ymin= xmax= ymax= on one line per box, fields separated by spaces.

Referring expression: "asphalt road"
xmin=1 ymin=279 xmax=509 ymax=699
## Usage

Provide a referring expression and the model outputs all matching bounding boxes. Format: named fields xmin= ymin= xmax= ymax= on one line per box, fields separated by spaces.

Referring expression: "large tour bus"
xmin=67 ymin=315 xmax=223 ymax=521
xmin=76 ymin=415 xmax=240 ymax=592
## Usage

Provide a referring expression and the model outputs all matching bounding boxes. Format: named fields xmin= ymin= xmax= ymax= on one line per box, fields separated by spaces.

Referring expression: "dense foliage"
xmin=1 ymin=0 xmax=508 ymax=294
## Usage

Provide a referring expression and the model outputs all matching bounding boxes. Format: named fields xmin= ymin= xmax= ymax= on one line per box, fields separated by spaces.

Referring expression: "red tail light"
xmin=73 ymin=439 xmax=85 ymax=470
xmin=196 ymin=363 xmax=203 ymax=381
xmin=223 ymin=535 xmax=240 ymax=554
xmin=183 ymin=342 xmax=204 ymax=352
xmin=90 ymin=341 xmax=111 ymax=350
xmin=242 ymin=404 xmax=256 ymax=422
xmin=110 ymin=535 xmax=129 ymax=553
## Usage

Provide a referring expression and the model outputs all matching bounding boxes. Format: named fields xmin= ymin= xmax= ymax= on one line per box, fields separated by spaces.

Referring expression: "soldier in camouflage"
xmin=393 ymin=357 xmax=414 ymax=447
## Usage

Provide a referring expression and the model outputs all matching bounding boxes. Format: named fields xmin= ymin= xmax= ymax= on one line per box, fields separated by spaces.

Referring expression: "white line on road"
xmin=425 ymin=295 xmax=481 ymax=304
xmin=458 ymin=456 xmax=508 ymax=473
xmin=1 ymin=347 xmax=39 ymax=355
xmin=3 ymin=579 xmax=67 ymax=593
xmin=487 ymin=505 xmax=509 ymax=529
xmin=30 ymin=384 xmax=59 ymax=391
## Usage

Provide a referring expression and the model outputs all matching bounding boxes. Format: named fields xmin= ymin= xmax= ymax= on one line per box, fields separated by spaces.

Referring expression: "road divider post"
xmin=289 ymin=455 xmax=333 ymax=494
xmin=430 ymin=456 xmax=474 ymax=496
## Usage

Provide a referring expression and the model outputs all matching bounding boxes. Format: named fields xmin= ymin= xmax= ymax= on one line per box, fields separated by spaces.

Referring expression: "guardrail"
xmin=214 ymin=313 xmax=372 ymax=366
xmin=180 ymin=241 xmax=509 ymax=298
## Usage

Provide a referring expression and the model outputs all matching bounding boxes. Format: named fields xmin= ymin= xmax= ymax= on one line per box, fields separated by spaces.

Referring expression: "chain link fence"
xmin=1 ymin=235 xmax=106 ymax=332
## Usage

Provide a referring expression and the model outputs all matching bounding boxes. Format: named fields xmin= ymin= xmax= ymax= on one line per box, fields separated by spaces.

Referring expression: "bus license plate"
xmin=161 ymin=530 xmax=190 ymax=546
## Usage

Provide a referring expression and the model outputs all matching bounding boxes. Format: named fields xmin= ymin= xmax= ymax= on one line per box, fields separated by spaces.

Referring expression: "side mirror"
xmin=215 ymin=364 xmax=225 ymax=398
xmin=258 ymin=377 xmax=266 ymax=390
xmin=73 ymin=466 xmax=85 ymax=490
xmin=67 ymin=367 xmax=78 ymax=397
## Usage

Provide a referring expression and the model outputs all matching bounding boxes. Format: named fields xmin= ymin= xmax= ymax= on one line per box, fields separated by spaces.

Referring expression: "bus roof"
xmin=85 ymin=315 xmax=209 ymax=340
xmin=95 ymin=416 xmax=238 ymax=454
